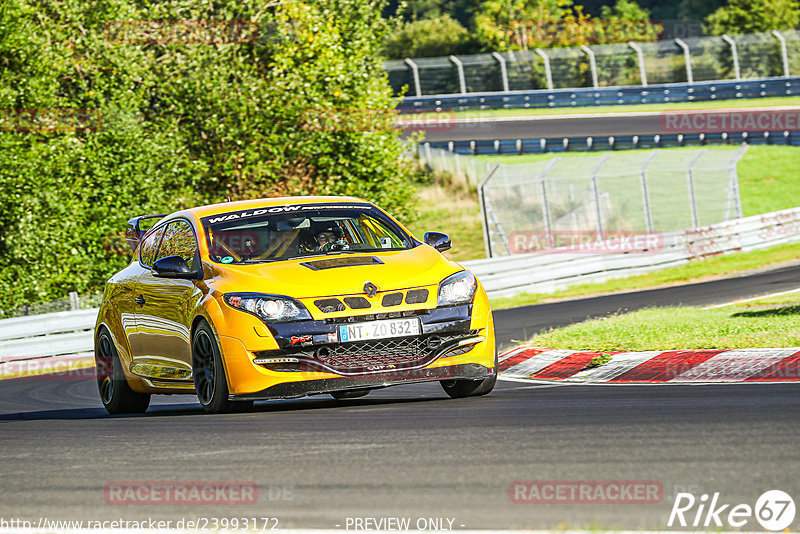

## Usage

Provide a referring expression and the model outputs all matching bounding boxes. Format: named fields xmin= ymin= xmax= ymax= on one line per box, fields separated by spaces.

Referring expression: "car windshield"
xmin=200 ymin=203 xmax=415 ymax=264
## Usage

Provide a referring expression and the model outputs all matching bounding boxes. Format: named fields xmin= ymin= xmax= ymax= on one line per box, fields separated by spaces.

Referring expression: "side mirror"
xmin=152 ymin=255 xmax=200 ymax=280
xmin=424 ymin=231 xmax=452 ymax=252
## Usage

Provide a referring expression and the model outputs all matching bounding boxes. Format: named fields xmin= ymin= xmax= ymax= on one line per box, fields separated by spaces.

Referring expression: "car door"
xmin=130 ymin=219 xmax=202 ymax=383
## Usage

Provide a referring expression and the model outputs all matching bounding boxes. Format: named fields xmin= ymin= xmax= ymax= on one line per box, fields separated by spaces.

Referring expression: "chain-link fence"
xmin=0 ymin=292 xmax=103 ymax=318
xmin=478 ymin=146 xmax=748 ymax=257
xmin=387 ymin=31 xmax=799 ymax=96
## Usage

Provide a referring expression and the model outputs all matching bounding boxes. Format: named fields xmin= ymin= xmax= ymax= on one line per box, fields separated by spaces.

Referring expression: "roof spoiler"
xmin=125 ymin=214 xmax=168 ymax=252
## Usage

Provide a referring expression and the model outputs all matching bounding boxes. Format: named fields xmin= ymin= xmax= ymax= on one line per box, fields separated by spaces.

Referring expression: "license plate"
xmin=338 ymin=318 xmax=421 ymax=343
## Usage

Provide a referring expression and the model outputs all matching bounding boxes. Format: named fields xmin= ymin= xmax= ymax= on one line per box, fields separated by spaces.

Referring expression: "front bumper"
xmin=218 ymin=298 xmax=496 ymax=399
xmin=229 ymin=362 xmax=493 ymax=400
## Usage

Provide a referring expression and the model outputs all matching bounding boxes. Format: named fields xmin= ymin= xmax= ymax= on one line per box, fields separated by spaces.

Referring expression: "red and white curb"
xmin=498 ymin=346 xmax=800 ymax=383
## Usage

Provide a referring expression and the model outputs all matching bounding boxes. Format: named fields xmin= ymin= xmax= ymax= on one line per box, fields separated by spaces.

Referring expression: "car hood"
xmin=208 ymin=245 xmax=463 ymax=299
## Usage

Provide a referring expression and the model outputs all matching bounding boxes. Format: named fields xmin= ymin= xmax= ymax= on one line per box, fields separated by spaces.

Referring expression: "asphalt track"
xmin=405 ymin=106 xmax=800 ymax=143
xmin=1 ymin=264 xmax=800 ymax=530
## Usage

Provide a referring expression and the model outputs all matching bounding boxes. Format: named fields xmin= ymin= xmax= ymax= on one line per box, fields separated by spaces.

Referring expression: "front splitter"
xmin=228 ymin=363 xmax=494 ymax=400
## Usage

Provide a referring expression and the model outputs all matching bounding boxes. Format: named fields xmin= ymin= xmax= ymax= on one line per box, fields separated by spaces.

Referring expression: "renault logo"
xmin=363 ymin=281 xmax=378 ymax=297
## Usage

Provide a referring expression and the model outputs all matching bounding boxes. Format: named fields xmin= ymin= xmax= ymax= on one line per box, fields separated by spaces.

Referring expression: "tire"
xmin=440 ymin=352 xmax=498 ymax=399
xmin=192 ymin=321 xmax=253 ymax=414
xmin=330 ymin=388 xmax=370 ymax=400
xmin=95 ymin=329 xmax=150 ymax=414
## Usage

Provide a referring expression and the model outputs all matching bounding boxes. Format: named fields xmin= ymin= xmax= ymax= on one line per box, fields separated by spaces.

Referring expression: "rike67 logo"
xmin=668 ymin=490 xmax=795 ymax=531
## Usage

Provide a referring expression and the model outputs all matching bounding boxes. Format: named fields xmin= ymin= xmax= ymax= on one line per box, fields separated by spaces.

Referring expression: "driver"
xmin=313 ymin=224 xmax=346 ymax=252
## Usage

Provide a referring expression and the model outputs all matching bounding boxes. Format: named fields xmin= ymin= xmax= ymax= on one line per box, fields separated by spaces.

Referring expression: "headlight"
xmin=224 ymin=293 xmax=312 ymax=323
xmin=437 ymin=271 xmax=477 ymax=307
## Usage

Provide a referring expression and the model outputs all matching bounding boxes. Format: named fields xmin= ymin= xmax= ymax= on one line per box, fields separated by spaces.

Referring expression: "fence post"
xmin=534 ymin=48 xmax=554 ymax=90
xmin=539 ymin=158 xmax=560 ymax=248
xmin=424 ymin=142 xmax=432 ymax=166
xmin=640 ymin=151 xmax=658 ymax=233
xmin=404 ymin=58 xmax=422 ymax=97
xmin=580 ymin=45 xmax=599 ymax=88
xmin=686 ymin=149 xmax=706 ymax=228
xmin=674 ymin=38 xmax=694 ymax=84
xmin=449 ymin=55 xmax=467 ymax=94
xmin=771 ymin=30 xmax=791 ymax=77
xmin=478 ymin=164 xmax=502 ymax=258
xmin=721 ymin=35 xmax=741 ymax=80
xmin=591 ymin=155 xmax=610 ymax=238
xmin=69 ymin=292 xmax=80 ymax=311
xmin=628 ymin=41 xmax=648 ymax=87
xmin=491 ymin=52 xmax=511 ymax=92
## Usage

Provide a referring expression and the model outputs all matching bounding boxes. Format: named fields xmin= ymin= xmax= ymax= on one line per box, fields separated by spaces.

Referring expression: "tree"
xmin=704 ymin=0 xmax=800 ymax=35
xmin=384 ymin=14 xmax=475 ymax=58
xmin=0 ymin=0 xmax=418 ymax=315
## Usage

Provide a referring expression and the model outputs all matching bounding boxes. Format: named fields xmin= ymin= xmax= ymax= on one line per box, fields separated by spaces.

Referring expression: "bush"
xmin=383 ymin=14 xmax=475 ymax=59
xmin=0 ymin=0 xmax=416 ymax=316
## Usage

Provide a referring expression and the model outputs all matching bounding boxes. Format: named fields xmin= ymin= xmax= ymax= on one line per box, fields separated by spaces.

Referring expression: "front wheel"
xmin=440 ymin=352 xmax=498 ymax=399
xmin=192 ymin=321 xmax=253 ymax=414
xmin=331 ymin=388 xmax=371 ymax=400
xmin=440 ymin=374 xmax=496 ymax=398
xmin=95 ymin=329 xmax=150 ymax=414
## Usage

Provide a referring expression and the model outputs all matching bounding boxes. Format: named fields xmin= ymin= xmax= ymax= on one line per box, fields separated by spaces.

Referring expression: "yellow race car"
xmin=95 ymin=197 xmax=496 ymax=414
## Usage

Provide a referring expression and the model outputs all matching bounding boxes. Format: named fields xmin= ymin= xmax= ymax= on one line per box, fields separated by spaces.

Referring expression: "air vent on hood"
xmin=301 ymin=256 xmax=384 ymax=271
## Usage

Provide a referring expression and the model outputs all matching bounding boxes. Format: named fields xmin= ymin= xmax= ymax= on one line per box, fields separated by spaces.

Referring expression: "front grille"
xmin=312 ymin=288 xmax=432 ymax=313
xmin=381 ymin=292 xmax=403 ymax=307
xmin=255 ymin=330 xmax=479 ymax=375
xmin=343 ymin=296 xmax=370 ymax=309
xmin=315 ymin=298 xmax=346 ymax=313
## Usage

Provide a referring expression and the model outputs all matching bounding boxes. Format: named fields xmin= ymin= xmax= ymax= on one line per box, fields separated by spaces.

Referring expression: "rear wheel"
xmin=192 ymin=321 xmax=253 ymax=414
xmin=95 ymin=329 xmax=150 ymax=414
xmin=330 ymin=388 xmax=370 ymax=400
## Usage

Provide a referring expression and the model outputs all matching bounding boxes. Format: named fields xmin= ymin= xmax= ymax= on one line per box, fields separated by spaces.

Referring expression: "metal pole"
xmin=640 ymin=151 xmax=658 ymax=233
xmin=686 ymin=149 xmax=706 ymax=228
xmin=492 ymin=52 xmax=510 ymax=92
xmin=721 ymin=35 xmax=741 ymax=80
xmin=534 ymin=48 xmax=553 ymax=90
xmin=580 ymin=45 xmax=599 ymax=88
xmin=772 ymin=30 xmax=791 ymax=77
xmin=478 ymin=164 xmax=501 ymax=258
xmin=628 ymin=41 xmax=648 ymax=87
xmin=404 ymin=58 xmax=422 ymax=97
xmin=591 ymin=155 xmax=610 ymax=237
xmin=674 ymin=38 xmax=694 ymax=84
xmin=731 ymin=144 xmax=748 ymax=219
xmin=540 ymin=158 xmax=560 ymax=248
xmin=449 ymin=55 xmax=467 ymax=95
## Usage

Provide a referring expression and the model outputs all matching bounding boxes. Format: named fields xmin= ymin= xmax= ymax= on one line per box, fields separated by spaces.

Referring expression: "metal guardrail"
xmin=424 ymin=130 xmax=800 ymax=156
xmin=462 ymin=207 xmax=800 ymax=298
xmin=0 ymin=308 xmax=97 ymax=362
xmin=2 ymin=206 xmax=799 ymax=361
xmin=398 ymin=77 xmax=800 ymax=112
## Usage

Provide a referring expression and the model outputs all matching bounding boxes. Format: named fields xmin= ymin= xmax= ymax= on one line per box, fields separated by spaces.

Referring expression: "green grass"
xmin=473 ymin=144 xmax=799 ymax=219
xmin=490 ymin=240 xmax=800 ymax=310
xmin=473 ymin=144 xmax=800 ymax=219
xmin=451 ymin=95 xmax=800 ymax=119
xmin=525 ymin=296 xmax=800 ymax=351
xmin=413 ymin=144 xmax=800 ymax=262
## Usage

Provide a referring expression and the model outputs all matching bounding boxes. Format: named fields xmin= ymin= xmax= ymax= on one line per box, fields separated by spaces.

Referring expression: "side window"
xmin=155 ymin=220 xmax=199 ymax=270
xmin=139 ymin=226 xmax=165 ymax=267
